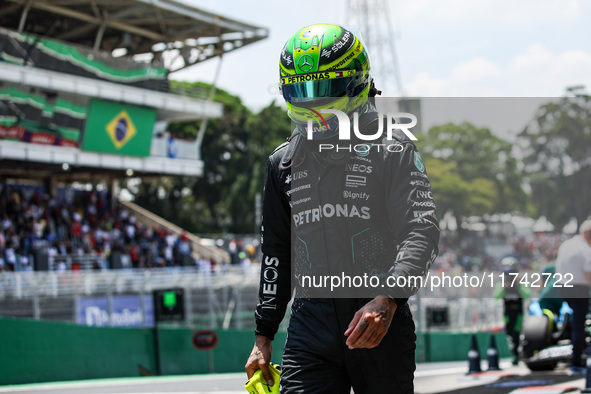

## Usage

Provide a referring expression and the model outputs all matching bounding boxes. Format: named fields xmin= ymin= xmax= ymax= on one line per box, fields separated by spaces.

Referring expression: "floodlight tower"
xmin=346 ymin=0 xmax=403 ymax=96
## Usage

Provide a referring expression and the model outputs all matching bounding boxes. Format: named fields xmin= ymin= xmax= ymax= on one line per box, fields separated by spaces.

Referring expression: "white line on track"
xmin=0 ymin=373 xmax=244 ymax=393
xmin=414 ymin=366 xmax=467 ymax=377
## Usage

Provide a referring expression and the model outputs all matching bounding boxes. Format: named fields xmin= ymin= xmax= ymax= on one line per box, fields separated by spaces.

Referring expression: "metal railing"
xmin=48 ymin=254 xmax=106 ymax=271
xmin=0 ymin=265 xmax=261 ymax=328
xmin=0 ymin=266 xmax=507 ymax=333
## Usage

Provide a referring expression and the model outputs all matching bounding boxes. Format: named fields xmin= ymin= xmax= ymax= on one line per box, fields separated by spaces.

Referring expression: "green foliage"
xmin=417 ymin=122 xmax=527 ymax=226
xmin=137 ymin=83 xmax=591 ymax=236
xmin=132 ymin=82 xmax=291 ymax=234
xmin=519 ymin=86 xmax=591 ymax=230
xmin=422 ymin=158 xmax=470 ymax=216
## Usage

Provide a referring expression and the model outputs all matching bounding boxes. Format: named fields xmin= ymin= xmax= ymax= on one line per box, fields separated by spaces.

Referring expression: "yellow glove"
xmin=244 ymin=363 xmax=280 ymax=394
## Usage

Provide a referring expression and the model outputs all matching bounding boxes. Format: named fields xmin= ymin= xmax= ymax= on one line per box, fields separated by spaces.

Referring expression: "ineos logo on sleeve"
xmin=262 ymin=256 xmax=279 ymax=296
xmin=261 ymin=256 xmax=279 ymax=308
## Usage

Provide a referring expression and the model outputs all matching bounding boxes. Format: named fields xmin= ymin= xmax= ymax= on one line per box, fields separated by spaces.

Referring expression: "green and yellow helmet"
xmin=279 ymin=24 xmax=373 ymax=139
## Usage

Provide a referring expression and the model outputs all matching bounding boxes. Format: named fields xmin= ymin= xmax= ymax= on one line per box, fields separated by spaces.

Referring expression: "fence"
xmin=0 ymin=266 xmax=506 ymax=333
xmin=0 ymin=266 xmax=255 ymax=328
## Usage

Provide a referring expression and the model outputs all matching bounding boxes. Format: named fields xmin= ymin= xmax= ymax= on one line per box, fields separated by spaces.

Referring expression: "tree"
xmin=519 ymin=86 xmax=591 ymax=231
xmin=222 ymin=100 xmax=291 ymax=233
xmin=132 ymin=82 xmax=291 ymax=234
xmin=244 ymin=100 xmax=292 ymax=209
xmin=416 ymin=122 xmax=526 ymax=230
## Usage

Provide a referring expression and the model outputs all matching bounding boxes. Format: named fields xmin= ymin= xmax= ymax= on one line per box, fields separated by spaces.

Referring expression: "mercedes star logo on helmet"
xmin=298 ymin=55 xmax=314 ymax=72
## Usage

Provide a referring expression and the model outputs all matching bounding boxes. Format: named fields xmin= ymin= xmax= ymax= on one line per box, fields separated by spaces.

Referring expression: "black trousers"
xmin=560 ymin=285 xmax=589 ymax=367
xmin=563 ymin=298 xmax=589 ymax=367
xmin=504 ymin=300 xmax=523 ymax=358
xmin=280 ymin=298 xmax=416 ymax=394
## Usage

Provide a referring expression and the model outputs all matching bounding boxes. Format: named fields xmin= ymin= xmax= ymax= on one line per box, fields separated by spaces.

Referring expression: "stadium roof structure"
xmin=1 ymin=0 xmax=269 ymax=72
xmin=0 ymin=0 xmax=268 ymax=181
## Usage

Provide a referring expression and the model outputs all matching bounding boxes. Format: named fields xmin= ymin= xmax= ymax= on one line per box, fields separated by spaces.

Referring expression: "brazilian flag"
xmin=82 ymin=99 xmax=156 ymax=157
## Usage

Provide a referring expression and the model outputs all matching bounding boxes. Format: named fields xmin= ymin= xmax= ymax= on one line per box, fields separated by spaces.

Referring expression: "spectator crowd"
xmin=434 ymin=231 xmax=568 ymax=275
xmin=0 ymin=183 xmax=574 ymax=275
xmin=0 ymin=184 xmax=196 ymax=272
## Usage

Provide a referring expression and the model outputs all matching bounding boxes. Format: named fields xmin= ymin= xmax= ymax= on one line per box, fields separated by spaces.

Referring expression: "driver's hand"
xmin=245 ymin=335 xmax=275 ymax=386
xmin=344 ymin=296 xmax=397 ymax=349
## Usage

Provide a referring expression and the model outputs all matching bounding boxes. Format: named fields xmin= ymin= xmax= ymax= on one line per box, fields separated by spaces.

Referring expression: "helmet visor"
xmin=281 ymin=70 xmax=367 ymax=103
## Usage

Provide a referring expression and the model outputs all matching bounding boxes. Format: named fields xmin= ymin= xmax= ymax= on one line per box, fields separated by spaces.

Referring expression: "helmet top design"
xmin=279 ymin=24 xmax=373 ymax=139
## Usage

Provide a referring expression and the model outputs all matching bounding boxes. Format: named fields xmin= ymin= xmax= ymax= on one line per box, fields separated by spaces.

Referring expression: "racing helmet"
xmin=501 ymin=256 xmax=518 ymax=274
xmin=279 ymin=24 xmax=373 ymax=139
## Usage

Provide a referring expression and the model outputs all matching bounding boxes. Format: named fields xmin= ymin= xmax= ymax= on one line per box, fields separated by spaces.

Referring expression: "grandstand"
xmin=0 ymin=1 xmax=270 ymax=330
xmin=0 ymin=0 xmax=268 ymax=265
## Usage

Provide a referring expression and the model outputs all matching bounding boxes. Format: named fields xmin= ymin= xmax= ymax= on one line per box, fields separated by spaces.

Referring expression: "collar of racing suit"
xmin=280 ymin=103 xmax=382 ymax=170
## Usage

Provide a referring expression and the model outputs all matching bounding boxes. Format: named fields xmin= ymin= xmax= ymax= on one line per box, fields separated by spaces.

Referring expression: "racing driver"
xmin=245 ymin=23 xmax=440 ymax=393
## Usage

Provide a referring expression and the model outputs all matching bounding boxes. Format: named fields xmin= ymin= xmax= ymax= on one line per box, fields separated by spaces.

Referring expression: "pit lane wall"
xmin=0 ymin=317 xmax=511 ymax=385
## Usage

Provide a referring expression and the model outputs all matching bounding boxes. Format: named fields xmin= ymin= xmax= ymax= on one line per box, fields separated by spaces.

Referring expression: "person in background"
xmin=555 ymin=219 xmax=591 ymax=375
xmin=495 ymin=256 xmax=529 ymax=365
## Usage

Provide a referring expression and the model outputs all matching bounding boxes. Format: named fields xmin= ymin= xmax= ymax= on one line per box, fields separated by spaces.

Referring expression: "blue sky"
xmin=173 ymin=0 xmax=591 ymax=113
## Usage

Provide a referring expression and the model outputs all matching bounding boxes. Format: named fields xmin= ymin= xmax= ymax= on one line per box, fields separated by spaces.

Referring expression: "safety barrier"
xmin=0 ymin=317 xmax=512 ymax=386
xmin=0 ymin=317 xmax=287 ymax=385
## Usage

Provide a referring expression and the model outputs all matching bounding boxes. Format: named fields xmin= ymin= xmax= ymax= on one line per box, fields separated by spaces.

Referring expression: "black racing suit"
xmin=254 ymin=119 xmax=440 ymax=393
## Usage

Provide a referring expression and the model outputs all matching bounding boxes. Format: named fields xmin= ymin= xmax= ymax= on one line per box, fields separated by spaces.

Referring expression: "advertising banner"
xmin=77 ymin=295 xmax=154 ymax=327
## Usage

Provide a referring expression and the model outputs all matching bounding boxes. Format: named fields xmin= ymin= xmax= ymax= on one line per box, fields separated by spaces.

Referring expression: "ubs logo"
xmin=285 ymin=170 xmax=308 ymax=184
xmin=293 ymin=170 xmax=308 ymax=180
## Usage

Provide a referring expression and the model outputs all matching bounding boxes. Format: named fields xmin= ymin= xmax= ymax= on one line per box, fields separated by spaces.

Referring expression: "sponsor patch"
xmin=414 ymin=152 xmax=425 ymax=172
xmin=345 ymin=175 xmax=367 ymax=188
